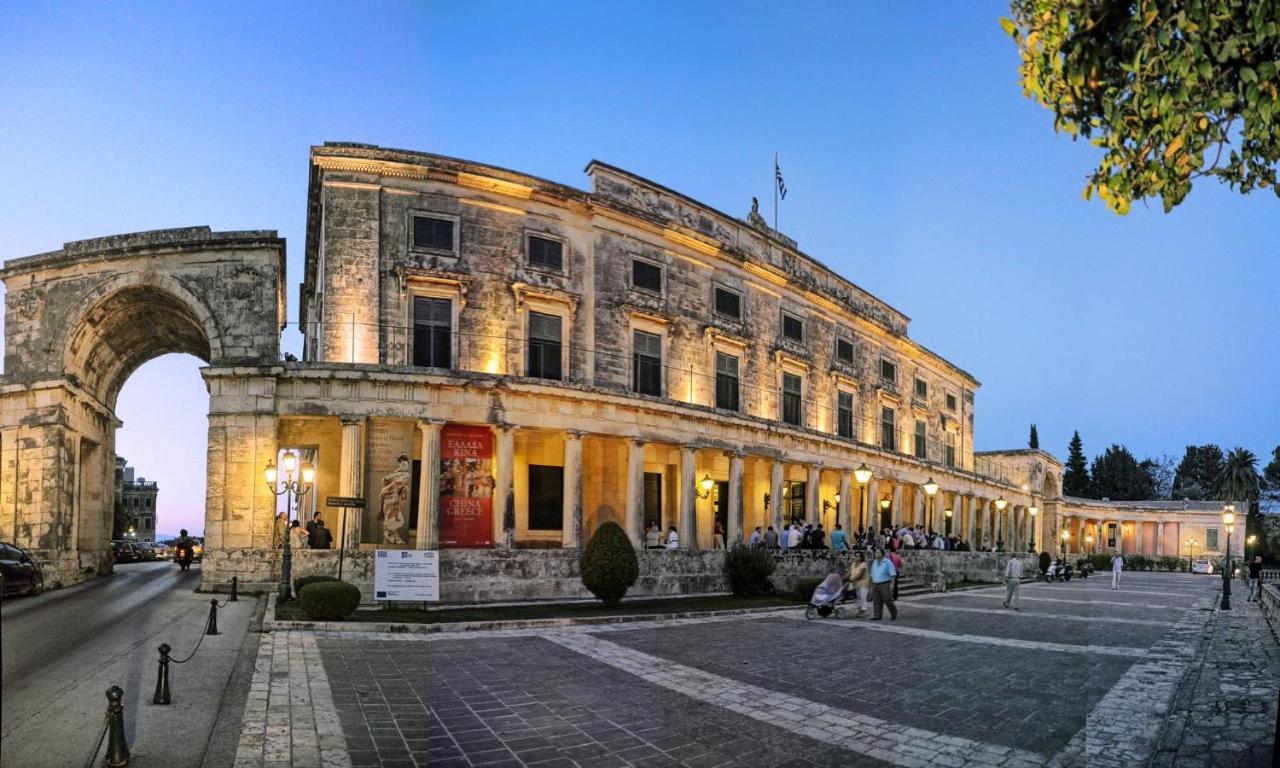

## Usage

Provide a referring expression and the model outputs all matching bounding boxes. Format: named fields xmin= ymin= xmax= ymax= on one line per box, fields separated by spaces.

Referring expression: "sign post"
xmin=326 ymin=496 xmax=366 ymax=582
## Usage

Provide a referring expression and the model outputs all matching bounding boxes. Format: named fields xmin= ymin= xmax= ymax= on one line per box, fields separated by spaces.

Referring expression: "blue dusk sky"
xmin=1 ymin=2 xmax=1276 ymax=536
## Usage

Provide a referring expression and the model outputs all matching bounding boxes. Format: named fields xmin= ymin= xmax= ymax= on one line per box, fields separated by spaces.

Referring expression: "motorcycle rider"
xmin=175 ymin=528 xmax=195 ymax=571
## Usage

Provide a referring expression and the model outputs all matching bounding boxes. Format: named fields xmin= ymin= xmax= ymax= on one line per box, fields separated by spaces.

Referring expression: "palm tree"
xmin=1216 ymin=448 xmax=1260 ymax=502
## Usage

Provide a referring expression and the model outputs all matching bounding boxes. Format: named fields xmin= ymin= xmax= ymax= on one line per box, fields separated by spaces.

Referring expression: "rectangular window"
xmin=835 ymin=337 xmax=854 ymax=364
xmin=945 ymin=433 xmax=956 ymax=468
xmin=632 ymin=330 xmax=662 ymax=396
xmin=914 ymin=377 xmax=928 ymax=399
xmin=781 ymin=372 xmax=803 ymax=426
xmin=412 ymin=296 xmax=452 ymax=368
xmin=881 ymin=358 xmax=897 ymax=384
xmin=837 ymin=392 xmax=854 ymax=439
xmin=632 ymin=259 xmax=663 ymax=293
xmin=526 ymin=311 xmax=563 ymax=380
xmin=946 ymin=392 xmax=957 ymax=412
xmin=914 ymin=420 xmax=927 ymax=459
xmin=412 ymin=215 xmax=455 ymax=251
xmin=782 ymin=313 xmax=804 ymax=343
xmin=714 ymin=287 xmax=741 ymax=320
xmin=527 ymin=234 xmax=564 ymax=271
xmin=1206 ymin=529 xmax=1219 ymax=550
xmin=527 ymin=465 xmax=564 ymax=530
xmin=643 ymin=472 xmax=662 ymax=530
xmin=715 ymin=352 xmax=740 ymax=411
xmin=880 ymin=407 xmax=896 ymax=451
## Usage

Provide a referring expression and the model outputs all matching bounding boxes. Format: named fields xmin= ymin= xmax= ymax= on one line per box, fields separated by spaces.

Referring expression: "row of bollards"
xmin=100 ymin=580 xmax=241 ymax=765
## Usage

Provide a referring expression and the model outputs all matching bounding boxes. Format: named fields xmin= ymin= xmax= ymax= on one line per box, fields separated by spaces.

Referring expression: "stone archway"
xmin=0 ymin=227 xmax=284 ymax=586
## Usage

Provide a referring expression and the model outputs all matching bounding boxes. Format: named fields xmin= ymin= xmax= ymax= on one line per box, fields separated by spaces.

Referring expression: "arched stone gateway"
xmin=0 ymin=227 xmax=284 ymax=586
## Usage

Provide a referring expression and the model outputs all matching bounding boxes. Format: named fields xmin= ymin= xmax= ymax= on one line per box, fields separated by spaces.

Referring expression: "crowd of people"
xmin=742 ymin=522 xmax=983 ymax=553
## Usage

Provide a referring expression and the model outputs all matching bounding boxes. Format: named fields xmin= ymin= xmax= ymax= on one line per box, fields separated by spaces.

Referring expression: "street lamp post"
xmin=1061 ymin=529 xmax=1070 ymax=561
xmin=994 ymin=496 xmax=1008 ymax=551
xmin=1221 ymin=504 xmax=1235 ymax=611
xmin=1247 ymin=534 xmax=1257 ymax=562
xmin=1028 ymin=505 xmax=1038 ymax=551
xmin=923 ymin=478 xmax=938 ymax=531
xmin=265 ymin=452 xmax=315 ymax=602
xmin=1185 ymin=538 xmax=1196 ymax=572
xmin=880 ymin=498 xmax=891 ymax=532
xmin=854 ymin=464 xmax=872 ymax=538
xmin=944 ymin=507 xmax=953 ymax=537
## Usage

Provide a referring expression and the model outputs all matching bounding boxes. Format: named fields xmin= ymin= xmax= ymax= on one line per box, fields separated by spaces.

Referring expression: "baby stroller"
xmin=805 ymin=573 xmax=847 ymax=620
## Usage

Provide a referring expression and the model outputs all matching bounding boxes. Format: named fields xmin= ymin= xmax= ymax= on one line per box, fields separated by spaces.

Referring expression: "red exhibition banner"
xmin=439 ymin=424 xmax=494 ymax=548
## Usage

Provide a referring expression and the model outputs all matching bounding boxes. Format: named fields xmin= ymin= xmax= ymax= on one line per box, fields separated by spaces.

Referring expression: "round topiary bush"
xmin=580 ymin=521 xmax=639 ymax=606
xmin=724 ymin=544 xmax=775 ymax=596
xmin=298 ymin=580 xmax=362 ymax=620
xmin=1038 ymin=551 xmax=1051 ymax=574
xmin=294 ymin=574 xmax=340 ymax=597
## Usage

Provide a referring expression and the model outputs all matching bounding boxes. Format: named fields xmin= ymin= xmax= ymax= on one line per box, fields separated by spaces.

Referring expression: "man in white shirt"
xmin=788 ymin=524 xmax=803 ymax=549
xmin=1111 ymin=552 xmax=1124 ymax=590
xmin=1003 ymin=556 xmax=1023 ymax=610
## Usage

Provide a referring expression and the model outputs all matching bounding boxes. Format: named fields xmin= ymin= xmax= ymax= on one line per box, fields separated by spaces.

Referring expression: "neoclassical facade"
xmin=0 ymin=143 xmax=1242 ymax=593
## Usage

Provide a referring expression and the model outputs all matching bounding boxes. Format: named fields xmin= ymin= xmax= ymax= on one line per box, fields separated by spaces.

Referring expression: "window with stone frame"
xmin=781 ymin=312 xmax=805 ymax=344
xmin=781 ymin=372 xmax=803 ymax=426
xmin=411 ymin=296 xmax=452 ymax=368
xmin=714 ymin=286 xmax=742 ymax=320
xmin=880 ymin=357 xmax=897 ymax=384
xmin=715 ymin=352 xmax=740 ymax=411
xmin=526 ymin=311 xmax=563 ymax=381
xmin=632 ymin=330 xmax=662 ymax=396
xmin=411 ymin=214 xmax=456 ymax=252
xmin=880 ymin=406 xmax=896 ymax=451
xmin=914 ymin=419 xmax=927 ymax=459
xmin=631 ymin=258 xmax=663 ymax=293
xmin=914 ymin=377 xmax=928 ymax=399
xmin=1206 ymin=528 xmax=1219 ymax=550
xmin=527 ymin=465 xmax=564 ymax=530
xmin=945 ymin=432 xmax=956 ymax=468
xmin=527 ymin=234 xmax=564 ymax=272
xmin=837 ymin=391 xmax=854 ymax=439
xmin=946 ymin=391 xmax=958 ymax=412
xmin=835 ymin=336 xmax=855 ymax=365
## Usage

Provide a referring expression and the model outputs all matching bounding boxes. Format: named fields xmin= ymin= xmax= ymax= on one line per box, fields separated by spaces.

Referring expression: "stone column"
xmin=769 ymin=461 xmax=784 ymax=534
xmin=866 ymin=478 xmax=880 ymax=532
xmin=727 ymin=452 xmax=744 ymax=548
xmin=933 ymin=491 xmax=945 ymax=536
xmin=561 ymin=431 xmax=584 ymax=548
xmin=679 ymin=446 xmax=697 ymax=549
xmin=624 ymin=439 xmax=646 ymax=547
xmin=838 ymin=470 xmax=852 ymax=538
xmin=806 ymin=466 xmax=821 ymax=526
xmin=338 ymin=417 xmax=364 ymax=549
xmin=494 ymin=424 xmax=516 ymax=548
xmin=892 ymin=484 xmax=904 ymax=529
xmin=414 ymin=419 xmax=444 ymax=549
xmin=965 ymin=496 xmax=977 ymax=546
xmin=914 ymin=486 xmax=925 ymax=528
xmin=1156 ymin=521 xmax=1164 ymax=556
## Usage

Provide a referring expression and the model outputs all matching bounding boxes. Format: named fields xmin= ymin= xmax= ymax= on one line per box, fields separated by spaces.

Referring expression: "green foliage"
xmin=1128 ymin=554 xmax=1147 ymax=571
xmin=794 ymin=577 xmax=826 ymax=602
xmin=1003 ymin=1 xmax=1280 ymax=214
xmin=1063 ymin=431 xmax=1091 ymax=497
xmin=1088 ymin=552 xmax=1114 ymax=572
xmin=1038 ymin=551 xmax=1052 ymax=573
xmin=111 ymin=500 xmax=130 ymax=540
xmin=580 ymin=521 xmax=639 ymax=607
xmin=1216 ymin=447 xmax=1260 ymax=502
xmin=1172 ymin=444 xmax=1225 ymax=500
xmin=1029 ymin=423 xmax=1040 ymax=449
xmin=723 ymin=544 xmax=776 ymax=596
xmin=1090 ymin=444 xmax=1157 ymax=500
xmin=294 ymin=574 xmax=340 ymax=597
xmin=298 ymin=581 xmax=362 ymax=620
xmin=1159 ymin=555 xmax=1183 ymax=572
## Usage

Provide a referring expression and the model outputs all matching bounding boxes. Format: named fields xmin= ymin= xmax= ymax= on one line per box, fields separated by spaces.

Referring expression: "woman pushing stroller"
xmin=844 ymin=551 xmax=870 ymax=617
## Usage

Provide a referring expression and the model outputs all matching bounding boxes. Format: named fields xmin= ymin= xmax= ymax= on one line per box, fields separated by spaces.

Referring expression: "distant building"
xmin=115 ymin=457 xmax=158 ymax=543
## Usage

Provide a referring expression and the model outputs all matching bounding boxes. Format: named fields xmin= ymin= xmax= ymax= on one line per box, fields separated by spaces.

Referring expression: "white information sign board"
xmin=373 ymin=549 xmax=440 ymax=601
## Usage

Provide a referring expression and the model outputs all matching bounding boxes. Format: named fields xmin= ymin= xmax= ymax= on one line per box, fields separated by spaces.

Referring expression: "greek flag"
xmin=775 ymin=161 xmax=787 ymax=200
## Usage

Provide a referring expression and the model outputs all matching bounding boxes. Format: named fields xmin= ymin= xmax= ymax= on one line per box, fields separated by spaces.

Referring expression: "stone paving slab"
xmin=316 ymin=635 xmax=873 ymax=767
xmin=928 ymin=591 xmax=1195 ymax=617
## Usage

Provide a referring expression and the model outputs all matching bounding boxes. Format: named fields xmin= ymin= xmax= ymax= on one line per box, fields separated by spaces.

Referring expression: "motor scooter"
xmin=175 ymin=545 xmax=193 ymax=572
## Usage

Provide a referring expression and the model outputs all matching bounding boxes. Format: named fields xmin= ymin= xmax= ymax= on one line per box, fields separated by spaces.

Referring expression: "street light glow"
xmin=854 ymin=463 xmax=873 ymax=485
xmin=923 ymin=478 xmax=938 ymax=496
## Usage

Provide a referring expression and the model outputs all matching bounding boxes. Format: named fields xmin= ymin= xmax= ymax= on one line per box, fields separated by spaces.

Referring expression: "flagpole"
xmin=773 ymin=152 xmax=779 ymax=235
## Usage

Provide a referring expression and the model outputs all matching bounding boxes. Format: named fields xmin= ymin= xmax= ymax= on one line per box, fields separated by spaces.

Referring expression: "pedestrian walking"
xmin=1248 ymin=556 xmax=1263 ymax=602
xmin=869 ymin=548 xmax=897 ymax=620
xmin=713 ymin=520 xmax=725 ymax=550
xmin=847 ymin=551 xmax=871 ymax=616
xmin=887 ymin=547 xmax=903 ymax=601
xmin=1003 ymin=555 xmax=1023 ymax=610
xmin=1111 ymin=552 xmax=1124 ymax=590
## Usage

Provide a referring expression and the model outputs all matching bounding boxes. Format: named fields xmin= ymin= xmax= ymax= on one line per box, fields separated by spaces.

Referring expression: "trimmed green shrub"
xmin=724 ymin=544 xmax=775 ymax=596
xmin=1089 ymin=553 xmax=1112 ymax=572
xmin=1128 ymin=554 xmax=1148 ymax=571
xmin=1160 ymin=556 xmax=1182 ymax=572
xmin=794 ymin=577 xmax=825 ymax=602
xmin=1038 ymin=551 xmax=1052 ymax=574
xmin=298 ymin=581 xmax=361 ymax=620
xmin=294 ymin=574 xmax=339 ymax=596
xmin=580 ymin=521 xmax=639 ymax=606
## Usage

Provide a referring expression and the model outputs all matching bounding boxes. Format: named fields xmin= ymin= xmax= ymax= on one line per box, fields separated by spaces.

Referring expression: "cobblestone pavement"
xmin=235 ymin=572 xmax=1276 ymax=767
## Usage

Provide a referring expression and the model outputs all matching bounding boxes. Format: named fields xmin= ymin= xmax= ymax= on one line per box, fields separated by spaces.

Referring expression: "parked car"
xmin=134 ymin=542 xmax=156 ymax=561
xmin=0 ymin=542 xmax=43 ymax=597
xmin=111 ymin=540 xmax=137 ymax=563
xmin=151 ymin=542 xmax=170 ymax=559
xmin=1191 ymin=559 xmax=1214 ymax=575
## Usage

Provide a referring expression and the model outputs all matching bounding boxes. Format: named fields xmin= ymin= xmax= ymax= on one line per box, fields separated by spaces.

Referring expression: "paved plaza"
xmin=232 ymin=573 xmax=1278 ymax=768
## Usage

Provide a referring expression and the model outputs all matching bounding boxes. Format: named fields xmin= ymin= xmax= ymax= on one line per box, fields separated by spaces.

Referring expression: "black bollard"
xmin=104 ymin=685 xmax=130 ymax=767
xmin=230 ymin=576 xmax=239 ymax=602
xmin=152 ymin=643 xmax=171 ymax=705
xmin=206 ymin=598 xmax=220 ymax=636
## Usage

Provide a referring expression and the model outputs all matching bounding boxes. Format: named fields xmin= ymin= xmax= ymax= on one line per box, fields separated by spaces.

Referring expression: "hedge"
xmin=580 ymin=521 xmax=639 ymax=606
xmin=724 ymin=544 xmax=775 ymax=596
xmin=294 ymin=574 xmax=340 ymax=597
xmin=298 ymin=581 xmax=362 ymax=620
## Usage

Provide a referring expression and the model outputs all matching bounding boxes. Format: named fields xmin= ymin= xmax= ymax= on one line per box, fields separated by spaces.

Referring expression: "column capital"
xmin=630 ymin=437 xmax=647 ymax=447
xmin=339 ymin=416 xmax=365 ymax=427
xmin=565 ymin=429 xmax=588 ymax=440
xmin=417 ymin=418 xmax=445 ymax=431
xmin=493 ymin=422 xmax=518 ymax=433
xmin=726 ymin=450 xmax=745 ymax=460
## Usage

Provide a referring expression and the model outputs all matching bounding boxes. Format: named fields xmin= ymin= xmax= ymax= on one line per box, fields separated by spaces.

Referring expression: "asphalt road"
xmin=0 ymin=560 xmax=258 ymax=768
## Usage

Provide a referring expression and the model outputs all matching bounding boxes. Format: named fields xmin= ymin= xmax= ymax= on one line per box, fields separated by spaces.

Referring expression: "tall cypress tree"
xmin=1063 ymin=430 xmax=1090 ymax=497
xmin=1028 ymin=424 xmax=1039 ymax=449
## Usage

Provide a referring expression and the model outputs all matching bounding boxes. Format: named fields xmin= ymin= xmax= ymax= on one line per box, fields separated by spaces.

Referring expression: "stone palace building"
xmin=0 ymin=142 xmax=1244 ymax=594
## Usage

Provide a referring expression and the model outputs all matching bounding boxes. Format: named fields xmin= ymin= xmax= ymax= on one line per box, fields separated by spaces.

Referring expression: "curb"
xmin=263 ymin=592 xmax=800 ymax=634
